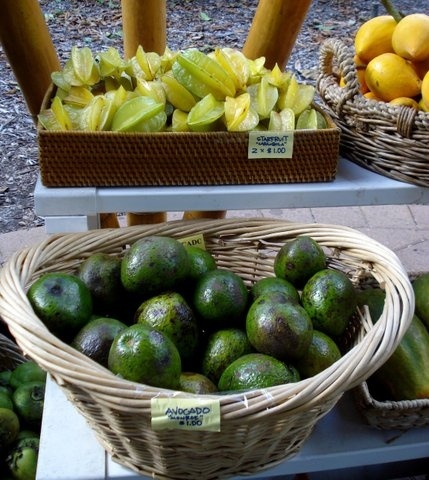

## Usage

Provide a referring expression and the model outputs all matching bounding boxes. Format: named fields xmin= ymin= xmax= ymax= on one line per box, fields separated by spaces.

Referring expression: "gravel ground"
xmin=0 ymin=0 xmax=427 ymax=234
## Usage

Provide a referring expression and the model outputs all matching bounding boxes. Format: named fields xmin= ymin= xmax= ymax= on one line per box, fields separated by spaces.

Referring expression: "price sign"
xmin=248 ymin=131 xmax=294 ymax=159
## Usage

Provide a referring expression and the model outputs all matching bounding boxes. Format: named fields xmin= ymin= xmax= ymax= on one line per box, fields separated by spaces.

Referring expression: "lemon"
xmin=421 ymin=70 xmax=429 ymax=110
xmin=354 ymin=15 xmax=397 ymax=64
xmin=389 ymin=97 xmax=420 ymax=109
xmin=392 ymin=13 xmax=429 ymax=62
xmin=365 ymin=53 xmax=422 ymax=102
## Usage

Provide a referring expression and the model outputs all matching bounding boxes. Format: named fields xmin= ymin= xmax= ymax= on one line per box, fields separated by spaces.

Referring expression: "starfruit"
xmin=62 ymin=86 xmax=94 ymax=108
xmin=224 ymin=92 xmax=259 ymax=132
xmin=71 ymin=46 xmax=100 ymax=86
xmin=111 ymin=96 xmax=166 ymax=132
xmin=97 ymin=86 xmax=128 ymax=131
xmin=210 ymin=48 xmax=250 ymax=91
xmin=135 ymin=78 xmax=166 ymax=105
xmin=296 ymin=108 xmax=318 ymax=130
xmin=187 ymin=93 xmax=224 ymax=132
xmin=172 ymin=48 xmax=236 ymax=101
xmin=79 ymin=95 xmax=106 ymax=131
xmin=129 ymin=46 xmax=161 ymax=81
xmin=171 ymin=109 xmax=190 ymax=132
xmin=247 ymin=76 xmax=279 ymax=119
xmin=50 ymin=96 xmax=73 ymax=130
xmin=97 ymin=47 xmax=128 ymax=79
xmin=51 ymin=71 xmax=72 ymax=92
xmin=268 ymin=108 xmax=295 ymax=131
xmin=278 ymin=75 xmax=315 ymax=115
xmin=161 ymin=73 xmax=197 ymax=112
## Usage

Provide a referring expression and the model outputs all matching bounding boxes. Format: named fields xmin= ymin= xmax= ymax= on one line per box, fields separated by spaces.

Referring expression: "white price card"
xmin=248 ymin=131 xmax=294 ymax=159
xmin=151 ymin=397 xmax=221 ymax=431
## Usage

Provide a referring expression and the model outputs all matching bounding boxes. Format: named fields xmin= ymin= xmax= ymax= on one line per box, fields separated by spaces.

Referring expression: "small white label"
xmin=151 ymin=397 xmax=221 ymax=431
xmin=248 ymin=131 xmax=294 ymax=159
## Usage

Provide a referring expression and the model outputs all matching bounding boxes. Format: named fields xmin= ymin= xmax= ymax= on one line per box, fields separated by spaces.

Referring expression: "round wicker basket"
xmin=317 ymin=38 xmax=429 ymax=188
xmin=0 ymin=219 xmax=414 ymax=479
xmin=0 ymin=332 xmax=25 ymax=371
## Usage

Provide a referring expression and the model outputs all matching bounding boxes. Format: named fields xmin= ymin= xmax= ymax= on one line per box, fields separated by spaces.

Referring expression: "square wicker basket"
xmin=317 ymin=38 xmax=429 ymax=188
xmin=37 ymin=86 xmax=340 ymax=187
xmin=0 ymin=218 xmax=414 ymax=479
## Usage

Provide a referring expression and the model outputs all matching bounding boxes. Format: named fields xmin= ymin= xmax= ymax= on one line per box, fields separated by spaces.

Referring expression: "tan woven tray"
xmin=38 ymin=85 xmax=340 ymax=187
xmin=353 ymin=380 xmax=429 ymax=431
xmin=317 ymin=38 xmax=429 ymax=188
xmin=0 ymin=218 xmax=414 ymax=479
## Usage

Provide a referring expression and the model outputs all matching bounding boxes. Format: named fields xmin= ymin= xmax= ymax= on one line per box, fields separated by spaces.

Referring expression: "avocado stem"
xmin=379 ymin=0 xmax=404 ymax=23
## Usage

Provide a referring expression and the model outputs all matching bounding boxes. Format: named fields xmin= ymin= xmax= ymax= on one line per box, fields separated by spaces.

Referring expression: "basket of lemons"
xmin=0 ymin=219 xmax=414 ymax=479
xmin=317 ymin=7 xmax=429 ymax=188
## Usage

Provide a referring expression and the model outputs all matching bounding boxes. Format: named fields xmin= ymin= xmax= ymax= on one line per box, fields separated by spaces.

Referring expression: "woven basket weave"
xmin=0 ymin=332 xmax=25 ymax=371
xmin=317 ymin=38 xmax=429 ymax=188
xmin=0 ymin=218 xmax=414 ymax=479
xmin=38 ymin=85 xmax=340 ymax=187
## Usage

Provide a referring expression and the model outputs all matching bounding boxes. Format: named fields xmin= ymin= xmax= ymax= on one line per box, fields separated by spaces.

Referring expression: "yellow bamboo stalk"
xmin=243 ymin=0 xmax=313 ymax=70
xmin=0 ymin=0 xmax=61 ymax=121
xmin=182 ymin=211 xmax=227 ymax=221
xmin=121 ymin=0 xmax=167 ymax=57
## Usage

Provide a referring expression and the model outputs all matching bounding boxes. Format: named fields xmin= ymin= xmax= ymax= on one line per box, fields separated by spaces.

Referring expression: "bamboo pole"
xmin=0 ymin=0 xmax=61 ymax=121
xmin=243 ymin=0 xmax=313 ymax=70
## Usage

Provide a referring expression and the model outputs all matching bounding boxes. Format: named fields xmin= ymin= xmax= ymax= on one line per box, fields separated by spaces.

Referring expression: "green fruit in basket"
xmin=301 ymin=269 xmax=357 ymax=337
xmin=412 ymin=272 xmax=429 ymax=330
xmin=179 ymin=372 xmax=218 ymax=394
xmin=224 ymin=93 xmax=259 ymax=132
xmin=296 ymin=108 xmax=318 ymax=130
xmin=135 ymin=292 xmax=199 ymax=363
xmin=6 ymin=438 xmax=39 ymax=480
xmin=108 ymin=323 xmax=181 ymax=389
xmin=131 ymin=46 xmax=162 ymax=81
xmin=267 ymin=108 xmax=295 ymax=131
xmin=121 ymin=235 xmax=190 ymax=297
xmin=185 ymin=245 xmax=217 ymax=283
xmin=192 ymin=269 xmax=249 ymax=329
xmin=201 ymin=328 xmax=254 ymax=385
xmin=161 ymin=72 xmax=197 ymax=112
xmin=0 ymin=391 xmax=14 ymax=410
xmin=217 ymin=353 xmax=299 ymax=392
xmin=251 ymin=277 xmax=300 ymax=304
xmin=97 ymin=46 xmax=128 ymax=79
xmin=79 ymin=95 xmax=105 ymax=131
xmin=62 ymin=85 xmax=94 ymax=108
xmin=71 ymin=317 xmax=128 ymax=368
xmin=274 ymin=236 xmax=327 ymax=289
xmin=277 ymin=75 xmax=315 ymax=116
xmin=9 ymin=362 xmax=46 ymax=390
xmin=294 ymin=330 xmax=342 ymax=379
xmin=209 ymin=47 xmax=250 ymax=91
xmin=247 ymin=76 xmax=279 ymax=119
xmin=171 ymin=109 xmax=190 ymax=132
xmin=71 ymin=46 xmax=100 ymax=86
xmin=12 ymin=381 xmax=45 ymax=427
xmin=187 ymin=93 xmax=224 ymax=132
xmin=27 ymin=272 xmax=93 ymax=341
xmin=111 ymin=95 xmax=166 ymax=132
xmin=246 ymin=295 xmax=313 ymax=361
xmin=172 ymin=48 xmax=236 ymax=100
xmin=356 ymin=288 xmax=386 ymax=322
xmin=51 ymin=96 xmax=73 ymax=131
xmin=0 ymin=407 xmax=20 ymax=449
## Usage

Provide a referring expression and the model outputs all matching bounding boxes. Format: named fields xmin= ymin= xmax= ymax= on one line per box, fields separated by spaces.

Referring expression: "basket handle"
xmin=318 ymin=38 xmax=361 ymax=116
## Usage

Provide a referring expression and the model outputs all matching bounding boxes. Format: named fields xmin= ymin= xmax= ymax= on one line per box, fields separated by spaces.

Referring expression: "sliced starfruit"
xmin=51 ymin=96 xmax=73 ymax=130
xmin=268 ymin=108 xmax=295 ymax=131
xmin=161 ymin=73 xmax=197 ymax=112
xmin=135 ymin=78 xmax=166 ymax=105
xmin=111 ymin=95 xmax=166 ymax=132
xmin=187 ymin=93 xmax=224 ymax=132
xmin=296 ymin=108 xmax=318 ymax=130
xmin=171 ymin=109 xmax=190 ymax=132
xmin=224 ymin=92 xmax=259 ymax=132
xmin=62 ymin=86 xmax=94 ymax=107
xmin=71 ymin=46 xmax=100 ymax=86
xmin=97 ymin=47 xmax=128 ymax=79
xmin=172 ymin=48 xmax=236 ymax=100
xmin=247 ymin=76 xmax=279 ymax=119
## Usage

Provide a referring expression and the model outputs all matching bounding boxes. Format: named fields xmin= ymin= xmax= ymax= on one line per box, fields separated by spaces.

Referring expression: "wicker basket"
xmin=353 ymin=380 xmax=429 ymax=431
xmin=38 ymin=85 xmax=340 ymax=187
xmin=0 ymin=332 xmax=25 ymax=371
xmin=317 ymin=38 xmax=429 ymax=188
xmin=0 ymin=218 xmax=414 ymax=479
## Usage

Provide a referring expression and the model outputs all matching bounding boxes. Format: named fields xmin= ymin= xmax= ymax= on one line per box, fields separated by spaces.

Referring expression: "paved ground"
xmin=1 ymin=204 xmax=429 ymax=275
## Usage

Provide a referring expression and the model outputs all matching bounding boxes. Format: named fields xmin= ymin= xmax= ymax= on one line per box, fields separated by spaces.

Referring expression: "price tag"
xmin=151 ymin=397 xmax=221 ymax=431
xmin=178 ymin=233 xmax=206 ymax=250
xmin=248 ymin=131 xmax=294 ymax=159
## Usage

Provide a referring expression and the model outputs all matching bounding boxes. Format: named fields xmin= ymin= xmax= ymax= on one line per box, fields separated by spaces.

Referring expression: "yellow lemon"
xmin=421 ymin=70 xmax=429 ymax=110
xmin=364 ymin=91 xmax=384 ymax=101
xmin=392 ymin=13 xmax=429 ymax=62
xmin=354 ymin=15 xmax=397 ymax=64
xmin=365 ymin=53 xmax=422 ymax=102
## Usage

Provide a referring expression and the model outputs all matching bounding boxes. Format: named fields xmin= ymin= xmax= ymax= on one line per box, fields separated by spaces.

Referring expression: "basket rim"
xmin=0 ymin=218 xmax=415 ymax=419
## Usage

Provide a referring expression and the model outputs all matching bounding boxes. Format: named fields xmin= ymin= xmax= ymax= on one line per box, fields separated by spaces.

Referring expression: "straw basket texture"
xmin=353 ymin=381 xmax=429 ymax=431
xmin=0 ymin=218 xmax=414 ymax=479
xmin=317 ymin=38 xmax=429 ymax=188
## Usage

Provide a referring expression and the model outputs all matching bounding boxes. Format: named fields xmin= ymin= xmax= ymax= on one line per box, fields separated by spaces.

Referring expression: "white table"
xmin=34 ymin=158 xmax=429 ymax=233
xmin=37 ymin=377 xmax=429 ymax=480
